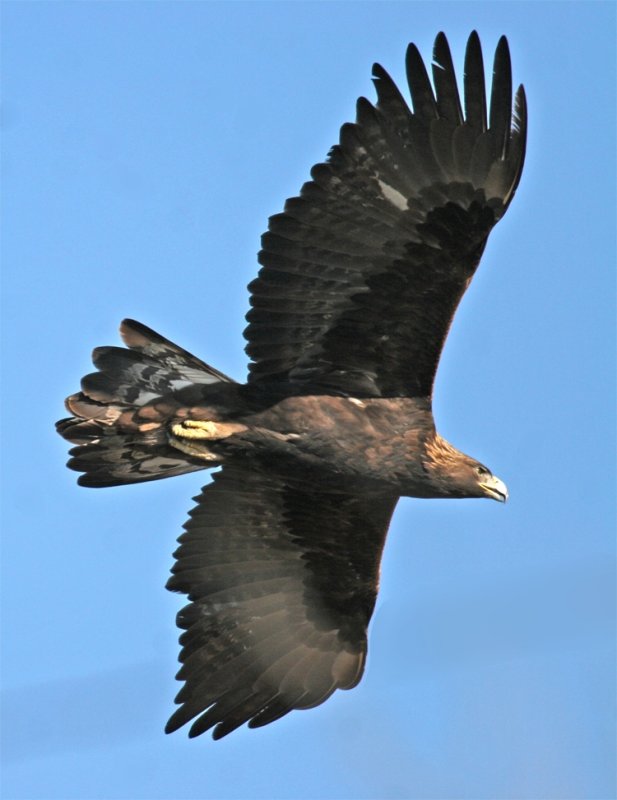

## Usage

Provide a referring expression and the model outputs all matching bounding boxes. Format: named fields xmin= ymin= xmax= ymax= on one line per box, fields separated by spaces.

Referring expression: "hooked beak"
xmin=480 ymin=474 xmax=508 ymax=503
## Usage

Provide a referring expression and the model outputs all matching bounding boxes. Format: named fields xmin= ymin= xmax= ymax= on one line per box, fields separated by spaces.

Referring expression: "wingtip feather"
xmin=489 ymin=34 xmax=513 ymax=159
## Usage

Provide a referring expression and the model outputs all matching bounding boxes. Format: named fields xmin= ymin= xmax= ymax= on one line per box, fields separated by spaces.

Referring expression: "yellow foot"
xmin=171 ymin=420 xmax=220 ymax=440
xmin=169 ymin=419 xmax=246 ymax=462
xmin=171 ymin=418 xmax=247 ymax=441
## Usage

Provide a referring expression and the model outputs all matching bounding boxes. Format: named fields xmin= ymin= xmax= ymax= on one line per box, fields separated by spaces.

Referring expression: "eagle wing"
xmin=245 ymin=32 xmax=527 ymax=397
xmin=165 ymin=462 xmax=398 ymax=739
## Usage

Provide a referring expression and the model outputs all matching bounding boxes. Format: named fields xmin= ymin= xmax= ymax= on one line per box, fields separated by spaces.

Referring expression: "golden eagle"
xmin=57 ymin=31 xmax=526 ymax=739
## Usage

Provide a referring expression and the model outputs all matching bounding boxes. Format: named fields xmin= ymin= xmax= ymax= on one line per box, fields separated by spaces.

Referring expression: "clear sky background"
xmin=2 ymin=2 xmax=615 ymax=799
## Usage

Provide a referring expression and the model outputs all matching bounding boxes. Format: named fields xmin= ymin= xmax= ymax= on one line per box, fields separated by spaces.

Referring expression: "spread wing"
xmin=245 ymin=32 xmax=527 ymax=397
xmin=165 ymin=463 xmax=398 ymax=739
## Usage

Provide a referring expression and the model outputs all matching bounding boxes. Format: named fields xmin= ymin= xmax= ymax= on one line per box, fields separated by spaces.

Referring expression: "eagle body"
xmin=58 ymin=32 xmax=526 ymax=739
xmin=230 ymin=393 xmax=436 ymax=495
xmin=173 ymin=393 xmax=450 ymax=501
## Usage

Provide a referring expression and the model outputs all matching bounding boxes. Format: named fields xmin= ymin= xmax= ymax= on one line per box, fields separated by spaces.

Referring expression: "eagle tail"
xmin=57 ymin=319 xmax=234 ymax=487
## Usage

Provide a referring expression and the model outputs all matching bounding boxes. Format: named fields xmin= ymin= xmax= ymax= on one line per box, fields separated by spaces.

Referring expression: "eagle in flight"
xmin=57 ymin=31 xmax=527 ymax=739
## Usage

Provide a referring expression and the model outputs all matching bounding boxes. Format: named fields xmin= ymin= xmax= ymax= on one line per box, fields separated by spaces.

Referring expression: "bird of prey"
xmin=57 ymin=31 xmax=527 ymax=739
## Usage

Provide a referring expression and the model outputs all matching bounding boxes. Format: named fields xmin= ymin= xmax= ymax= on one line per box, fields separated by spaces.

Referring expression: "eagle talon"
xmin=169 ymin=436 xmax=220 ymax=462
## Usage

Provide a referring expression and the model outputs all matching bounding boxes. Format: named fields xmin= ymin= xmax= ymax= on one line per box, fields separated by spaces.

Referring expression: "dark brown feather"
xmin=165 ymin=463 xmax=397 ymax=739
xmin=56 ymin=322 xmax=236 ymax=486
xmin=245 ymin=32 xmax=526 ymax=396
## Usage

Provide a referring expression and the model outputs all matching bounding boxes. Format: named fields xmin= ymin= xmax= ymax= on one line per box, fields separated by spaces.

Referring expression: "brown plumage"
xmin=57 ymin=31 xmax=526 ymax=739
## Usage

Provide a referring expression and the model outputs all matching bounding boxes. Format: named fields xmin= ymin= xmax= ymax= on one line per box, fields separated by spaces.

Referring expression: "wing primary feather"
xmin=210 ymin=690 xmax=277 ymax=740
xmin=371 ymin=62 xmax=412 ymax=124
xmin=247 ymin=692 xmax=304 ymax=729
xmin=405 ymin=43 xmax=438 ymax=121
xmin=489 ymin=35 xmax=513 ymax=159
xmin=508 ymin=85 xmax=528 ymax=198
xmin=512 ymin=84 xmax=527 ymax=136
xmin=188 ymin=687 xmax=273 ymax=739
xmin=432 ymin=32 xmax=463 ymax=124
xmin=464 ymin=30 xmax=487 ymax=132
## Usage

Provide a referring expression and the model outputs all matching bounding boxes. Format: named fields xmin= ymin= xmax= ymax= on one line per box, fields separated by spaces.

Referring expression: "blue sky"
xmin=2 ymin=2 xmax=615 ymax=798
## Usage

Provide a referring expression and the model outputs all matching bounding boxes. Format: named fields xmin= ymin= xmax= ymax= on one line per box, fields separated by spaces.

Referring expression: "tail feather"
xmin=57 ymin=320 xmax=234 ymax=487
xmin=65 ymin=430 xmax=206 ymax=488
xmin=120 ymin=319 xmax=233 ymax=384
